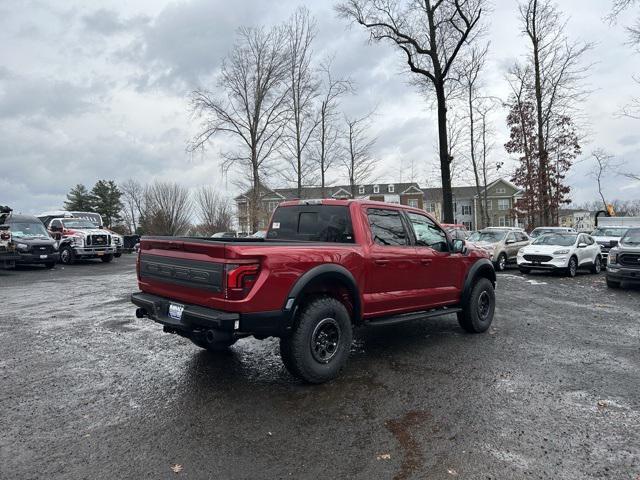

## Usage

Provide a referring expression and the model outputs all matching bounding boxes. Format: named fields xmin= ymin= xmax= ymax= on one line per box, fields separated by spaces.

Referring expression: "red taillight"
xmin=225 ymin=263 xmax=259 ymax=300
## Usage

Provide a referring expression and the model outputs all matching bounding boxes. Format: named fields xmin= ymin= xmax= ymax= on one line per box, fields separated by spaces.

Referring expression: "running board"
xmin=367 ymin=307 xmax=462 ymax=327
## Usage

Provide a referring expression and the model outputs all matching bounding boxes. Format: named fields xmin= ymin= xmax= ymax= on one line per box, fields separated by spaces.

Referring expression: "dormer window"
xmin=496 ymin=187 xmax=506 ymax=194
xmin=388 ymin=184 xmax=394 ymax=193
xmin=373 ymin=184 xmax=379 ymax=194
xmin=358 ymin=186 xmax=365 ymax=195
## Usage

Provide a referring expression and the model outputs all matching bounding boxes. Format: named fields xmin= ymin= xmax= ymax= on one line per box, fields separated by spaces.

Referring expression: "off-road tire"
xmin=606 ymin=278 xmax=621 ymax=289
xmin=44 ymin=262 xmax=55 ymax=269
xmin=279 ymin=296 xmax=353 ymax=384
xmin=519 ymin=267 xmax=531 ymax=274
xmin=59 ymin=245 xmax=76 ymax=265
xmin=591 ymin=256 xmax=602 ymax=274
xmin=101 ymin=254 xmax=114 ymax=263
xmin=495 ymin=253 xmax=507 ymax=272
xmin=457 ymin=277 xmax=495 ymax=333
xmin=566 ymin=256 xmax=578 ymax=277
xmin=190 ymin=336 xmax=236 ymax=352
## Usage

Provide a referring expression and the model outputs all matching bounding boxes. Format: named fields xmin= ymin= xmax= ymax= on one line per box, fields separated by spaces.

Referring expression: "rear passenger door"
xmin=364 ymin=208 xmax=424 ymax=316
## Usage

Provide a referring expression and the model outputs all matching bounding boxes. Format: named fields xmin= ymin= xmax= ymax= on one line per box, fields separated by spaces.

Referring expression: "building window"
xmin=496 ymin=187 xmax=506 ymax=194
xmin=498 ymin=216 xmax=507 ymax=227
xmin=358 ymin=186 xmax=365 ymax=195
xmin=388 ymin=184 xmax=395 ymax=193
xmin=426 ymin=202 xmax=436 ymax=213
xmin=484 ymin=200 xmax=492 ymax=211
xmin=462 ymin=205 xmax=472 ymax=216
xmin=373 ymin=184 xmax=379 ymax=194
xmin=498 ymin=199 xmax=509 ymax=211
xmin=453 ymin=201 xmax=457 ymax=213
xmin=408 ymin=198 xmax=419 ymax=208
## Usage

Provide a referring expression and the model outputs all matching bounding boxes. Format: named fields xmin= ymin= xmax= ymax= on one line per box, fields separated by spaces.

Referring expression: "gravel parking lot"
xmin=1 ymin=255 xmax=639 ymax=479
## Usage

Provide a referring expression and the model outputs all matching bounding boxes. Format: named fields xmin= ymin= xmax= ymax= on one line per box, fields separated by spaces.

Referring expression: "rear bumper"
xmin=131 ymin=292 xmax=289 ymax=337
xmin=606 ymin=266 xmax=640 ymax=283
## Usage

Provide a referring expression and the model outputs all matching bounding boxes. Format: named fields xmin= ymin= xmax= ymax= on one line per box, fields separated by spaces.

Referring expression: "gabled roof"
xmin=475 ymin=178 xmax=523 ymax=197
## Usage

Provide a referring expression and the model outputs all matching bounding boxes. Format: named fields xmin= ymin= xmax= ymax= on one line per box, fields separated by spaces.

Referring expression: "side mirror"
xmin=578 ymin=242 xmax=587 ymax=248
xmin=452 ymin=239 xmax=466 ymax=254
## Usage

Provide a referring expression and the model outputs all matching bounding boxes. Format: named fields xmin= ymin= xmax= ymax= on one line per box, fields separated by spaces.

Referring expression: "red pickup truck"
xmin=132 ymin=199 xmax=496 ymax=383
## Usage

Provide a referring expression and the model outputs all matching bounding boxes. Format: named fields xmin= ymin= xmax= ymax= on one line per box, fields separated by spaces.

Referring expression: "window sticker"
xmin=272 ymin=222 xmax=280 ymax=229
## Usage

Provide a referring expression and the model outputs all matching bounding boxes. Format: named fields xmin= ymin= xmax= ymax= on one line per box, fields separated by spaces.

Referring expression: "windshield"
xmin=9 ymin=222 xmax=51 ymax=239
xmin=532 ymin=233 xmax=577 ymax=246
xmin=530 ymin=228 xmax=556 ymax=238
xmin=62 ymin=219 xmax=99 ymax=229
xmin=468 ymin=231 xmax=506 ymax=243
xmin=621 ymin=228 xmax=640 ymax=245
xmin=591 ymin=227 xmax=627 ymax=237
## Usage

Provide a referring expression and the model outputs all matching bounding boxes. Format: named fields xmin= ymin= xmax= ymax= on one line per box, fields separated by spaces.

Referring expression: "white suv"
xmin=517 ymin=232 xmax=602 ymax=277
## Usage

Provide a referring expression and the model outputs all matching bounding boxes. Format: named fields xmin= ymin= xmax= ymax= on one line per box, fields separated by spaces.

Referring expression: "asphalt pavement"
xmin=1 ymin=255 xmax=639 ymax=479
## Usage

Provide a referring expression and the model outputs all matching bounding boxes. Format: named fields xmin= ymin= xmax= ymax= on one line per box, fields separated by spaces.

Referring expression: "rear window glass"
xmin=368 ymin=209 xmax=408 ymax=246
xmin=267 ymin=206 xmax=354 ymax=242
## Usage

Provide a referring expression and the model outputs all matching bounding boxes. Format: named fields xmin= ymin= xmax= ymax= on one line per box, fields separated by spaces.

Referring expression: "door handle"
xmin=375 ymin=259 xmax=389 ymax=266
xmin=420 ymin=258 xmax=432 ymax=266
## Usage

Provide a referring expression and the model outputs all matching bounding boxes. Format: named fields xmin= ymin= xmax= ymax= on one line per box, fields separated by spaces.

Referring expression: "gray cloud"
xmin=0 ymin=0 xmax=639 ymax=217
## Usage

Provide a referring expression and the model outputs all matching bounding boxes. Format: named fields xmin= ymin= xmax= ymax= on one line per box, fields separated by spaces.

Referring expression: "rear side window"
xmin=367 ymin=209 xmax=408 ymax=246
xmin=267 ymin=205 xmax=353 ymax=242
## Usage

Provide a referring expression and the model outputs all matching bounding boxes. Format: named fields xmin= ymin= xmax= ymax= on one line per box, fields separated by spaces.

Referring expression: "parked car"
xmin=517 ymin=232 xmax=602 ymax=277
xmin=46 ymin=217 xmax=117 ymax=265
xmin=467 ymin=228 xmax=530 ymax=271
xmin=591 ymin=226 xmax=629 ymax=262
xmin=132 ymin=199 xmax=497 ymax=384
xmin=606 ymin=227 xmax=640 ymax=288
xmin=211 ymin=231 xmax=238 ymax=238
xmin=529 ymin=226 xmax=577 ymax=239
xmin=1 ymin=213 xmax=59 ymax=268
xmin=0 ymin=206 xmax=20 ymax=269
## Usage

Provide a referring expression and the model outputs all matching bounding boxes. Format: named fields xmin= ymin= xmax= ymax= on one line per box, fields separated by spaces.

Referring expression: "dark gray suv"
xmin=606 ymin=228 xmax=640 ymax=288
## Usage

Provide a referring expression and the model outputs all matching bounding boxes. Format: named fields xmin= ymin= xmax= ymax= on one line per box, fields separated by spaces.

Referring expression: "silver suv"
xmin=467 ymin=228 xmax=531 ymax=271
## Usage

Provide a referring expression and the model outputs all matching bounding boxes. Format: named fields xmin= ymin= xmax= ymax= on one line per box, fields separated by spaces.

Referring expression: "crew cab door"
xmin=363 ymin=208 xmax=423 ymax=316
xmin=405 ymin=212 xmax=462 ymax=307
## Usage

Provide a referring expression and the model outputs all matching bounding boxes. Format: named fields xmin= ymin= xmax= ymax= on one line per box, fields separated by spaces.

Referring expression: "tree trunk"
xmin=468 ymin=89 xmax=486 ymax=229
xmin=251 ymin=151 xmax=260 ymax=234
xmin=435 ymin=81 xmax=453 ymax=223
xmin=531 ymin=4 xmax=550 ymax=226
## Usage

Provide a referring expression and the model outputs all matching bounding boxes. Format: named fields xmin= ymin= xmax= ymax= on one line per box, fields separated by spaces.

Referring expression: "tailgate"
xmin=139 ymin=237 xmax=226 ymax=294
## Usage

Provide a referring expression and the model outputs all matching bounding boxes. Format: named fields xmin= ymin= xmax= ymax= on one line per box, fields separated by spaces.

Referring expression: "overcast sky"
xmin=1 ymin=0 xmax=639 ymax=215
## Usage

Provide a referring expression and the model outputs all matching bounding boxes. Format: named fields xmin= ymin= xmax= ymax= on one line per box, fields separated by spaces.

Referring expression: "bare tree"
xmin=190 ymin=26 xmax=289 ymax=232
xmin=336 ymin=0 xmax=485 ymax=223
xmin=454 ymin=43 xmax=489 ymax=226
xmin=609 ymin=0 xmax=640 ymax=45
xmin=518 ymin=0 xmax=592 ymax=225
xmin=194 ymin=186 xmax=232 ymax=236
xmin=476 ymin=98 xmax=499 ymax=228
xmin=281 ymin=7 xmax=320 ymax=198
xmin=142 ymin=181 xmax=193 ymax=236
xmin=313 ymin=57 xmax=353 ymax=198
xmin=342 ymin=112 xmax=378 ymax=196
xmin=588 ymin=150 xmax=621 ymax=210
xmin=120 ymin=179 xmax=145 ymax=234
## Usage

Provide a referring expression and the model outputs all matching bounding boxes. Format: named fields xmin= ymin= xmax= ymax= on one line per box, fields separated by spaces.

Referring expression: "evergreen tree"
xmin=90 ymin=180 xmax=123 ymax=228
xmin=63 ymin=184 xmax=94 ymax=212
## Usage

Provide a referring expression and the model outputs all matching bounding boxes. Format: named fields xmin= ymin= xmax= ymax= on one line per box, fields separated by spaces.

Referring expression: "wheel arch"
xmin=285 ymin=264 xmax=362 ymax=326
xmin=462 ymin=258 xmax=496 ymax=305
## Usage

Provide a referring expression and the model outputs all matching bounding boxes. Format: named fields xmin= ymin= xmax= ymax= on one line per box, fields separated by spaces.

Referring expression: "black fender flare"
xmin=461 ymin=258 xmax=496 ymax=306
xmin=284 ymin=264 xmax=362 ymax=325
